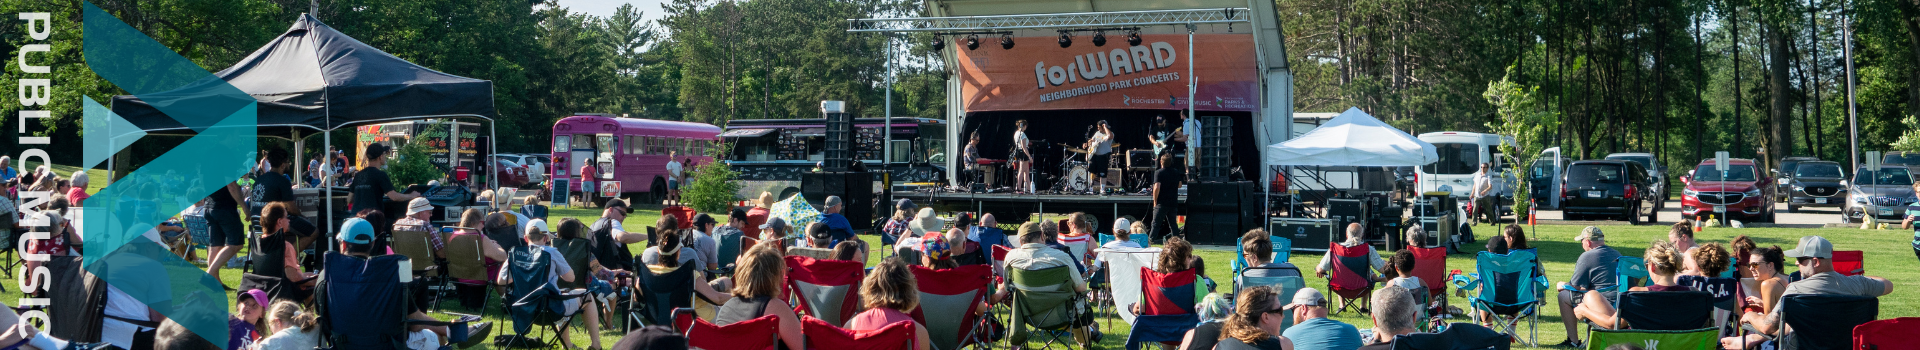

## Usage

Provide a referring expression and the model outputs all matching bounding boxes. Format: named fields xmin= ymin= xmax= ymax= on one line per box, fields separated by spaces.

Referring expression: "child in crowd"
xmin=253 ymin=301 xmax=318 ymax=350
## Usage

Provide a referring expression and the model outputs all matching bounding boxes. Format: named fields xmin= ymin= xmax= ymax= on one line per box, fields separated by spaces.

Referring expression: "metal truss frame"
xmin=847 ymin=8 xmax=1250 ymax=33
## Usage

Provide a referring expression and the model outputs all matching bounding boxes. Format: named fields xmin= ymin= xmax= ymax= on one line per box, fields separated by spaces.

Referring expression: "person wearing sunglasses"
xmin=1721 ymin=246 xmax=1787 ymax=349
xmin=1739 ymin=236 xmax=1894 ymax=344
xmin=1216 ymin=286 xmax=1298 ymax=350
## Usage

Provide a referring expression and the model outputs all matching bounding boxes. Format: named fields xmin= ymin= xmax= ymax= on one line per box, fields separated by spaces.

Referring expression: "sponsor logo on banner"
xmin=956 ymin=34 xmax=1259 ymax=112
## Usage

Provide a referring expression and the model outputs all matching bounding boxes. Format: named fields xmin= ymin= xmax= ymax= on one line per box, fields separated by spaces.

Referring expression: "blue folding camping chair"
xmin=1230 ymin=235 xmax=1291 ymax=275
xmin=1452 ymin=249 xmax=1547 ymax=347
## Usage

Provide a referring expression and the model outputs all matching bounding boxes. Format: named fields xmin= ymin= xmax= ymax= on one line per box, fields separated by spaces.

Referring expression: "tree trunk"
xmin=1769 ymin=24 xmax=1793 ymax=165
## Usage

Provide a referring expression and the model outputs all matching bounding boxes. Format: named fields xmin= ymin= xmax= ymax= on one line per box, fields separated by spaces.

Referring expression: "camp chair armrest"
xmin=1451 ymin=274 xmax=1480 ymax=290
xmin=554 ymin=289 xmax=589 ymax=300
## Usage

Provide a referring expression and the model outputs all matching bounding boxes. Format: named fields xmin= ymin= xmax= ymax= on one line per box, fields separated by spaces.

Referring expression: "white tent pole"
xmin=324 ymin=129 xmax=333 ymax=252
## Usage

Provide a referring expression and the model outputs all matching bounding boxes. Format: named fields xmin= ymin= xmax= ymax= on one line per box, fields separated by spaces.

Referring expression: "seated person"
xmin=1576 ymin=241 xmax=1691 ymax=330
xmin=1000 ymin=222 xmax=1094 ymax=348
xmin=785 ymin=223 xmax=837 ymax=260
xmin=517 ymin=195 xmax=547 ymax=221
xmin=258 ymin=203 xmax=318 ymax=298
xmin=1129 ymin=236 xmax=1208 ymax=315
xmin=1721 ymin=246 xmax=1787 ymax=349
xmin=844 ymin=258 xmax=932 ymax=350
xmin=1730 ymin=236 xmax=1894 ymax=347
xmin=1038 ymin=221 xmax=1087 ymax=274
xmin=333 ymin=219 xmax=492 ymax=349
xmin=1279 ymin=288 xmax=1361 ymax=350
xmin=555 ymin=218 xmax=627 ymax=327
xmin=1216 ymin=286 xmax=1297 ymax=350
xmin=1239 ymin=229 xmax=1301 ymax=278
xmin=919 ymin=239 xmax=991 ymax=316
xmin=256 ymin=301 xmax=320 ymax=350
xmin=495 ymin=221 xmax=602 ymax=350
xmin=636 ymin=225 xmax=733 ymax=312
xmin=1384 ymin=250 xmax=1424 ymax=292
xmin=230 ymin=289 xmax=267 ymax=350
xmin=715 ymin=244 xmax=804 ymax=350
xmin=1315 ymin=223 xmax=1385 ymax=282
xmin=832 ymin=241 xmax=866 ymax=263
xmin=155 ymin=319 xmax=214 ymax=350
xmin=1094 ymin=218 xmax=1141 ymax=267
xmin=392 ymin=198 xmax=443 ymax=255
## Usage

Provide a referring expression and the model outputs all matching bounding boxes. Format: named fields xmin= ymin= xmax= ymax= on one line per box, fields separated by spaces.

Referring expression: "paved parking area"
xmin=1527 ymin=200 xmax=1841 ymax=228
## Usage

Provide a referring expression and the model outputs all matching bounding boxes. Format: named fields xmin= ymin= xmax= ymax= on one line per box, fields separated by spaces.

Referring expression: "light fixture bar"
xmin=847 ymin=8 xmax=1248 ymax=33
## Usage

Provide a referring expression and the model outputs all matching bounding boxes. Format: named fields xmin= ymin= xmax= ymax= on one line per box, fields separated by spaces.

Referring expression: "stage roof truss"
xmin=846 ymin=8 xmax=1250 ymax=33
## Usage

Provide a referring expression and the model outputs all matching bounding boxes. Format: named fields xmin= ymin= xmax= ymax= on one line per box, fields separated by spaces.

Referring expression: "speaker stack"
xmin=1181 ymin=181 xmax=1262 ymax=245
xmin=822 ymin=101 xmax=853 ymax=172
xmin=1197 ymin=116 xmax=1232 ymax=182
xmin=801 ymin=171 xmax=874 ymax=231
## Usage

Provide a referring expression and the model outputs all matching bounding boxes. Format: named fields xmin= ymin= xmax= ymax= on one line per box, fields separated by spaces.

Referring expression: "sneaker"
xmin=459 ymin=322 xmax=493 ymax=348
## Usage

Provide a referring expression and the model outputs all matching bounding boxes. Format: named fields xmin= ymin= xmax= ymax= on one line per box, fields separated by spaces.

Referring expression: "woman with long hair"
xmin=254 ymin=301 xmax=319 ymax=350
xmin=1576 ymin=241 xmax=1690 ymax=329
xmin=715 ymin=243 xmax=803 ymax=350
xmin=1721 ymin=246 xmax=1788 ymax=349
xmin=1215 ymin=286 xmax=1296 ymax=350
xmin=258 ymin=203 xmax=316 ymax=298
xmin=1013 ymin=119 xmax=1033 ymax=194
xmin=845 ymin=258 xmax=931 ymax=350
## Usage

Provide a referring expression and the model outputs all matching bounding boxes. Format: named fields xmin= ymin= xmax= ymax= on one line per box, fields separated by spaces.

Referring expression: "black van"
xmin=1562 ymin=160 xmax=1658 ymax=224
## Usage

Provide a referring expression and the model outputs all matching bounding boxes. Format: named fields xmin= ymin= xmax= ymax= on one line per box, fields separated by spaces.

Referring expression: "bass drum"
xmin=1063 ymin=164 xmax=1090 ymax=193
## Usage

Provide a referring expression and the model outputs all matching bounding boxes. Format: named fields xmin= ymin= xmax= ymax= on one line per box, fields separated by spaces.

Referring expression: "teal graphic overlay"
xmin=82 ymin=1 xmax=258 ymax=346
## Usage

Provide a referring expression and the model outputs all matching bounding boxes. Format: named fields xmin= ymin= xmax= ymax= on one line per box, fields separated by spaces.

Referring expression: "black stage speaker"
xmin=802 ymin=171 xmax=874 ymax=231
xmin=1236 ymin=182 xmax=1262 ymax=235
xmin=1327 ymin=198 xmax=1368 ymax=240
xmin=823 ymin=102 xmax=853 ymax=172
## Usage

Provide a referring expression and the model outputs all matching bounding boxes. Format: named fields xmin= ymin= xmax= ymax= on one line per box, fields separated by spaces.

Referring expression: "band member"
xmin=1084 ymin=120 xmax=1114 ymax=194
xmin=1013 ymin=120 xmax=1033 ymax=193
xmin=963 ymin=132 xmax=981 ymax=187
xmin=1182 ymin=113 xmax=1200 ymax=169
xmin=1149 ymin=115 xmax=1174 ymax=157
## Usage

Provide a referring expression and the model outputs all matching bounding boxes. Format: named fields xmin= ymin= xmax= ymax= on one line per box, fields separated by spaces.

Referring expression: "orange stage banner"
xmin=956 ymin=34 xmax=1259 ymax=112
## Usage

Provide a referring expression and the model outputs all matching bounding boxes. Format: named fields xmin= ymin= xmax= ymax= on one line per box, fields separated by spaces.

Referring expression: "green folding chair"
xmin=1009 ymin=265 xmax=1093 ymax=350
xmin=1583 ymin=328 xmax=1718 ymax=350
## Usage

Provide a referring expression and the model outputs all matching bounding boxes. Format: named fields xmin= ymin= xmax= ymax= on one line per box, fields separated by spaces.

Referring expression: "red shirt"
xmin=67 ymin=187 xmax=89 ymax=206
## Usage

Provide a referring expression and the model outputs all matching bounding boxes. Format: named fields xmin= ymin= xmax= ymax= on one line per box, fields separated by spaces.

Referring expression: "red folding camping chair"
xmin=909 ymin=265 xmax=995 ymax=350
xmin=1326 ymin=242 xmax=1378 ymax=315
xmin=786 ymin=256 xmax=867 ymax=326
xmin=684 ymin=314 xmax=781 ymax=350
xmin=662 ymin=206 xmax=696 ymax=229
xmin=1833 ymin=250 xmax=1864 ymax=276
xmin=1125 ymin=268 xmax=1199 ymax=350
xmin=1410 ymin=245 xmax=1448 ymax=324
xmin=1856 ymin=317 xmax=1920 ymax=350
xmin=802 ymin=316 xmax=918 ymax=350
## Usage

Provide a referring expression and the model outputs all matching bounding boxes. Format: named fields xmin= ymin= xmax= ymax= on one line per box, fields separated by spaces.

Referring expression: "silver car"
xmin=1606 ymin=153 xmax=1670 ymax=202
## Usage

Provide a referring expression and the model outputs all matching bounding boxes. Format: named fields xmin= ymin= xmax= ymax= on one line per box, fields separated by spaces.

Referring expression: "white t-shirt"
xmin=101 ymin=285 xmax=150 ymax=349
xmin=1092 ymin=131 xmax=1113 ymax=155
xmin=1472 ymin=170 xmax=1492 ymax=198
xmin=666 ymin=161 xmax=683 ymax=180
xmin=1095 ymin=240 xmax=1142 ymax=263
xmin=1014 ymin=131 xmax=1029 ymax=151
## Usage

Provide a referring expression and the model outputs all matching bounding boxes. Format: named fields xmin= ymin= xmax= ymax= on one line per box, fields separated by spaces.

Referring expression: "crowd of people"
xmin=0 ymin=144 xmax=1908 ymax=350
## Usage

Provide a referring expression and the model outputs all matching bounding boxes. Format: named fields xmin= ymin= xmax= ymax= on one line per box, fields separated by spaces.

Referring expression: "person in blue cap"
xmin=334 ymin=218 xmax=493 ymax=348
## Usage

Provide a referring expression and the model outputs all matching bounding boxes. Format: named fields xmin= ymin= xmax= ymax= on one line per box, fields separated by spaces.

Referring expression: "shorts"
xmin=205 ymin=208 xmax=246 ymax=247
xmin=1012 ymin=151 xmax=1029 ymax=162
xmin=1090 ymin=153 xmax=1111 ymax=177
xmin=668 ymin=179 xmax=679 ymax=191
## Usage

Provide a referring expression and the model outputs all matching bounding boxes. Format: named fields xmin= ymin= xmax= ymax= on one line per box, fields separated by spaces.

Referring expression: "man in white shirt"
xmin=1472 ymin=163 xmax=1495 ymax=226
xmin=1085 ymin=121 xmax=1115 ymax=194
xmin=1182 ymin=114 xmax=1201 ymax=169
xmin=665 ymin=151 xmax=684 ymax=206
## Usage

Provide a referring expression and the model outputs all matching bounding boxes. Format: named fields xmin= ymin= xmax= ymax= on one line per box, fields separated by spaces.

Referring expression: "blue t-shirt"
xmin=1280 ymin=317 xmax=1362 ymax=350
xmin=821 ymin=213 xmax=854 ymax=246
xmin=229 ymin=317 xmax=258 ymax=350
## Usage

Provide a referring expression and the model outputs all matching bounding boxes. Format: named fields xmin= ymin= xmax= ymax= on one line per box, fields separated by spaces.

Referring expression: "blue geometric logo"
xmin=81 ymin=1 xmax=257 ymax=346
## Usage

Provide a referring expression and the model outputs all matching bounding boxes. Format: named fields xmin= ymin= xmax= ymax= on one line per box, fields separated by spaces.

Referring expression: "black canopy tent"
xmin=109 ymin=13 xmax=498 ymax=236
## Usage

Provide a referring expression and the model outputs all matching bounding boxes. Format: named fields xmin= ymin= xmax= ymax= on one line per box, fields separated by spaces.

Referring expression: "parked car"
xmin=1783 ymin=160 xmax=1845 ymax=213
xmin=1561 ymin=160 xmax=1658 ymax=223
xmin=1773 ymin=156 xmax=1823 ymax=202
xmin=1680 ymin=158 xmax=1775 ymax=223
xmin=1883 ymin=151 xmax=1920 ymax=174
xmin=1842 ymin=166 xmax=1916 ymax=223
xmin=494 ymin=158 xmax=531 ymax=188
xmin=1605 ymin=152 xmax=1669 ymax=201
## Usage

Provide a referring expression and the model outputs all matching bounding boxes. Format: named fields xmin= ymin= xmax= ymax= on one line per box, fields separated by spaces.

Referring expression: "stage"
xmin=899 ymin=190 xmax=1182 ymax=229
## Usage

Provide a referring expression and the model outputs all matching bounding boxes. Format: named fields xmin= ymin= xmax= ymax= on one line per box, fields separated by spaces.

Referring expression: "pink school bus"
xmin=550 ymin=114 xmax=721 ymax=205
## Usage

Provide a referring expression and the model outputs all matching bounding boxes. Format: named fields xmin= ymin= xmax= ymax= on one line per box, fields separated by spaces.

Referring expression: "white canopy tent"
xmin=1265 ymin=107 xmax=1438 ymax=167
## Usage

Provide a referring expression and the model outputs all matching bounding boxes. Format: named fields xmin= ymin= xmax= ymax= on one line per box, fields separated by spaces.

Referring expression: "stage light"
xmin=966 ymin=35 xmax=980 ymax=50
xmin=931 ymin=36 xmax=945 ymax=51
xmin=1000 ymin=34 xmax=1015 ymax=50
xmin=1092 ymin=32 xmax=1107 ymax=47
xmin=1127 ymin=31 xmax=1142 ymax=46
xmin=1058 ymin=33 xmax=1073 ymax=48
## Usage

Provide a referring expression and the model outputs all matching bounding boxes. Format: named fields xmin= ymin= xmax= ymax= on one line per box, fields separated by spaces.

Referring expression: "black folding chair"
xmin=627 ymin=264 xmax=712 ymax=333
xmin=1779 ymin=294 xmax=1878 ymax=350
xmin=1388 ymin=323 xmax=1511 ymax=350
xmin=501 ymin=246 xmax=587 ymax=350
xmin=1615 ymin=291 xmax=1715 ymax=331
xmin=315 ymin=252 xmax=469 ymax=350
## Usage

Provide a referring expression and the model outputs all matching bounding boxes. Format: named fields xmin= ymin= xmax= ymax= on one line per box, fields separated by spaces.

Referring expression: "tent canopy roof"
xmin=110 ymin=13 xmax=495 ymax=140
xmin=1264 ymin=107 xmax=1437 ymax=167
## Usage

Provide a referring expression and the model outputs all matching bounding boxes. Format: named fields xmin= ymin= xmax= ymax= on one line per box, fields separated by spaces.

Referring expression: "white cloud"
xmin=549 ymin=0 xmax=669 ymax=27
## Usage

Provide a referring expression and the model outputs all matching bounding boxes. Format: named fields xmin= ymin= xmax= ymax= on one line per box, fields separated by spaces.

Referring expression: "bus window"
xmin=554 ymin=135 xmax=570 ymax=153
xmin=571 ymin=133 xmax=594 ymax=150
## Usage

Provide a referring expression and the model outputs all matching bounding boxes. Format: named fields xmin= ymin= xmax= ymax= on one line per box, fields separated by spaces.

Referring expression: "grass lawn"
xmin=10 ymin=163 xmax=1915 ymax=349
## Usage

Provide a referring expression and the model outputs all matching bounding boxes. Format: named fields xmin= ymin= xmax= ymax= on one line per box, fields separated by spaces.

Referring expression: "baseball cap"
xmin=1783 ymin=236 xmax=1833 ymax=259
xmin=923 ymin=238 xmax=951 ymax=261
xmin=524 ymin=219 xmax=552 ymax=238
xmin=1574 ymin=226 xmax=1605 ymax=242
xmin=406 ymin=197 xmax=433 ymax=216
xmin=1113 ymin=218 xmax=1131 ymax=233
xmin=237 ymin=289 xmax=269 ymax=308
xmin=338 ymin=218 xmax=375 ymax=245
xmin=605 ymin=199 xmax=633 ymax=214
xmin=1282 ymin=288 xmax=1327 ymax=310
xmin=896 ymin=198 xmax=916 ymax=212
xmin=693 ymin=214 xmax=717 ymax=228
xmin=760 ymin=216 xmax=790 ymax=230
xmin=806 ymin=222 xmax=832 ymax=242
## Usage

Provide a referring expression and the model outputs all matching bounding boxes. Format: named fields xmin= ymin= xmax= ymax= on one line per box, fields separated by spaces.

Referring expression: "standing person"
xmin=1150 ymin=154 xmax=1183 ymax=242
xmin=204 ymin=168 xmax=248 ymax=287
xmin=1472 ymin=163 xmax=1495 ymax=225
xmin=1013 ymin=120 xmax=1033 ymax=194
xmin=1084 ymin=120 xmax=1115 ymax=195
xmin=1901 ymin=180 xmax=1920 ymax=263
xmin=1553 ymin=226 xmax=1620 ymax=347
xmin=306 ymin=155 xmax=323 ymax=188
xmin=579 ymin=162 xmax=598 ymax=206
xmin=1181 ymin=113 xmax=1200 ymax=170
xmin=666 ymin=151 xmax=683 ymax=206
xmin=349 ymin=143 xmax=421 ymax=251
xmin=1149 ymin=115 xmax=1174 ymax=157
xmin=820 ymin=196 xmax=854 ymax=246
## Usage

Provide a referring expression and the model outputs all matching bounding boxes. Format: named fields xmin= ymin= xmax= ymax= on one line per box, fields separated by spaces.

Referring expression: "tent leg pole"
xmin=491 ymin=123 xmax=498 ymax=192
xmin=324 ymin=129 xmax=334 ymax=252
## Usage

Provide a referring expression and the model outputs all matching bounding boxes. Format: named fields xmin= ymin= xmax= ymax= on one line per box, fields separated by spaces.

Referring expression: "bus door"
xmin=568 ymin=134 xmax=595 ymax=192
xmin=596 ymin=133 xmax=617 ymax=187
